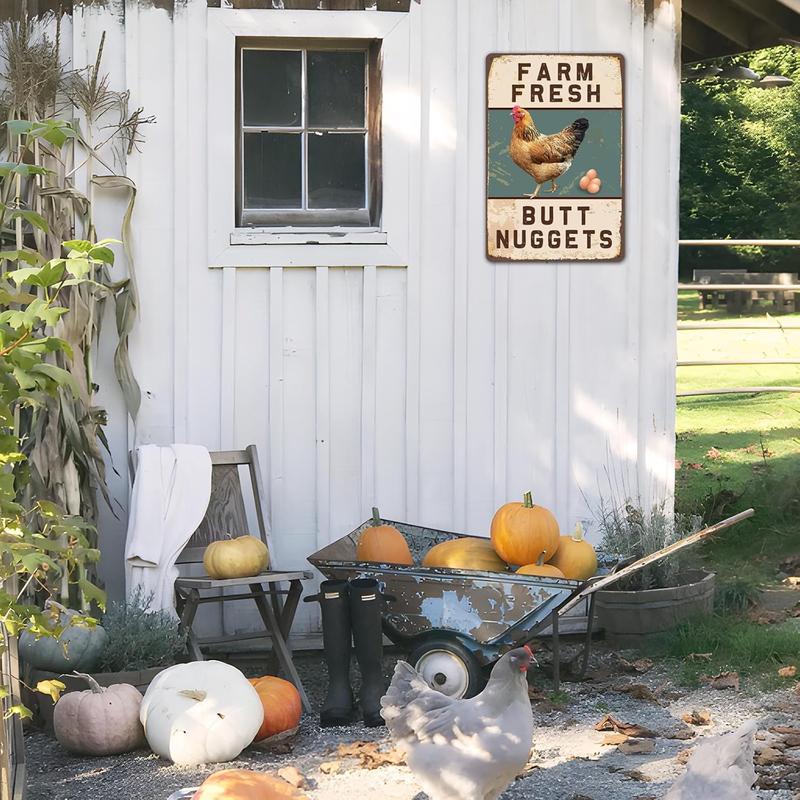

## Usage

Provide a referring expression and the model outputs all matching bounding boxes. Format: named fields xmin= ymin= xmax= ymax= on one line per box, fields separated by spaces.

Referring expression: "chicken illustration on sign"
xmin=487 ymin=54 xmax=624 ymax=261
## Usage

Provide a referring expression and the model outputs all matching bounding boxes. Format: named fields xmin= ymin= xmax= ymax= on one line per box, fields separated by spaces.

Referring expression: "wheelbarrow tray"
xmin=308 ymin=509 xmax=755 ymax=665
xmin=309 ymin=517 xmax=618 ymax=663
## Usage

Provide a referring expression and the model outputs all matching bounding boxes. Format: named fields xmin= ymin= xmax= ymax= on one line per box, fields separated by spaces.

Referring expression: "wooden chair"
xmin=130 ymin=444 xmax=313 ymax=712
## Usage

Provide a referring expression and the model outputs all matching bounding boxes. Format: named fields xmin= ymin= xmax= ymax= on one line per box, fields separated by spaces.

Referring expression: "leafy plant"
xmin=0 ymin=18 xmax=149 ymax=568
xmin=592 ymin=463 xmax=702 ymax=590
xmin=96 ymin=590 xmax=186 ymax=673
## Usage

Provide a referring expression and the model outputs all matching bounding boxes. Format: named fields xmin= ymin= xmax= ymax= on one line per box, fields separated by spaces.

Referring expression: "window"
xmin=237 ymin=39 xmax=382 ymax=228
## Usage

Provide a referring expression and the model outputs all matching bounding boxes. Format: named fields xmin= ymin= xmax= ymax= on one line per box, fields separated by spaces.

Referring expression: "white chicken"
xmin=380 ymin=645 xmax=534 ymax=800
xmin=664 ymin=720 xmax=758 ymax=800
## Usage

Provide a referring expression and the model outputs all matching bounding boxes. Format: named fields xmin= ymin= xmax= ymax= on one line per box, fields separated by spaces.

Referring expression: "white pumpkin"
xmin=54 ymin=672 xmax=145 ymax=755
xmin=140 ymin=660 xmax=263 ymax=765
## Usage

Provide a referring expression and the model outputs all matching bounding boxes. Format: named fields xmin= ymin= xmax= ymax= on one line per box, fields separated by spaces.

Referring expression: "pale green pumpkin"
xmin=20 ymin=608 xmax=107 ymax=673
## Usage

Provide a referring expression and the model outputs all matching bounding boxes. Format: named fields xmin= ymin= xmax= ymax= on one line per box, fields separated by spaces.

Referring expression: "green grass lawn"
xmin=656 ymin=292 xmax=800 ymax=684
xmin=676 ymin=291 xmax=800 ymax=582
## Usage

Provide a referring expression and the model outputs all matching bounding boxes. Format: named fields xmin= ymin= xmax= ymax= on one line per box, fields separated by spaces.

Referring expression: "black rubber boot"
xmin=349 ymin=578 xmax=388 ymax=727
xmin=304 ymin=580 xmax=356 ymax=727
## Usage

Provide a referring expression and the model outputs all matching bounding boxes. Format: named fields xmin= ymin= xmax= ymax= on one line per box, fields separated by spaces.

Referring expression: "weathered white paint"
xmin=69 ymin=0 xmax=680 ymax=641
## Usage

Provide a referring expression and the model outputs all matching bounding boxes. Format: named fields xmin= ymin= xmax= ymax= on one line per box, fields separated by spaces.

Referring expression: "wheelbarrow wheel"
xmin=409 ymin=637 xmax=485 ymax=699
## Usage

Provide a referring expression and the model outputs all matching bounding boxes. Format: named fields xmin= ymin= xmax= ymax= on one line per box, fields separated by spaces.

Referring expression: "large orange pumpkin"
xmin=423 ymin=537 xmax=508 ymax=572
xmin=248 ymin=676 xmax=302 ymax=742
xmin=356 ymin=508 xmax=413 ymax=565
xmin=490 ymin=491 xmax=560 ymax=567
xmin=549 ymin=522 xmax=598 ymax=581
xmin=192 ymin=769 xmax=307 ymax=800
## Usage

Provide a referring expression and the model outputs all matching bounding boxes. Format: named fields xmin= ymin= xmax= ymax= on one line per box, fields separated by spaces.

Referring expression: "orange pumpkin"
xmin=549 ymin=522 xmax=598 ymax=581
xmin=490 ymin=491 xmax=560 ymax=567
xmin=248 ymin=676 xmax=302 ymax=742
xmin=356 ymin=507 xmax=413 ymax=565
xmin=192 ymin=769 xmax=307 ymax=800
xmin=516 ymin=553 xmax=565 ymax=579
xmin=423 ymin=537 xmax=508 ymax=572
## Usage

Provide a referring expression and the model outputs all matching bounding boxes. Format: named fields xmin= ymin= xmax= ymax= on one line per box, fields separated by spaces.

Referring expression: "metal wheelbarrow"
xmin=309 ymin=508 xmax=754 ymax=698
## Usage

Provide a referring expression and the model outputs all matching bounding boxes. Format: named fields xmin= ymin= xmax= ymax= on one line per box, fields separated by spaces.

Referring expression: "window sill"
xmin=230 ymin=229 xmax=388 ymax=246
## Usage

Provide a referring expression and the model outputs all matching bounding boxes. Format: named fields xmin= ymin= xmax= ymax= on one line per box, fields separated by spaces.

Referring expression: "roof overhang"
xmin=682 ymin=0 xmax=800 ymax=63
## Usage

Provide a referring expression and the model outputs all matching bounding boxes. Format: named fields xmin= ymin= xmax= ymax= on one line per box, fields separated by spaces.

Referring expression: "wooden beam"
xmin=728 ymin=0 xmax=800 ymax=35
xmin=684 ymin=0 xmax=752 ymax=49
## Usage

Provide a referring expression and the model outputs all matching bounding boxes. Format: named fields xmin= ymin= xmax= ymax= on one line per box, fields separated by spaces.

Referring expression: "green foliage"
xmin=680 ymin=45 xmax=800 ymax=276
xmin=0 ymin=236 xmax=107 ymax=673
xmin=96 ymin=590 xmax=186 ymax=673
xmin=715 ymin=577 xmax=761 ymax=614
xmin=646 ymin=615 xmax=800 ymax=686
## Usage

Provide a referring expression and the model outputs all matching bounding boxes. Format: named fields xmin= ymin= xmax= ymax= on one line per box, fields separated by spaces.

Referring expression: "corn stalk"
xmin=0 ymin=17 xmax=151 ymax=608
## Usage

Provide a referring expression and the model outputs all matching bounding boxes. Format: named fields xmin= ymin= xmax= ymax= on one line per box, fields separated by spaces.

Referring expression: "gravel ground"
xmin=24 ymin=646 xmax=800 ymax=800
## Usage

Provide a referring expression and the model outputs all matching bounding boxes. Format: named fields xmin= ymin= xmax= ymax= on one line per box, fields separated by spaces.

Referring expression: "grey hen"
xmin=380 ymin=646 xmax=534 ymax=800
xmin=664 ymin=720 xmax=758 ymax=800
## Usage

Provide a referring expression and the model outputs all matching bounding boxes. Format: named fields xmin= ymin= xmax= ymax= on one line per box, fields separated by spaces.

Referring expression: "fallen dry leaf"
xmin=676 ymin=749 xmax=692 ymax=765
xmin=688 ymin=462 xmax=704 ymax=470
xmin=319 ymin=761 xmax=341 ymax=775
xmin=784 ymin=576 xmax=800 ymax=587
xmin=755 ymin=747 xmax=784 ymax=766
xmin=622 ymin=769 xmax=652 ymax=782
xmin=336 ymin=741 xmax=405 ymax=769
xmin=772 ymin=727 xmax=800 ymax=736
xmin=614 ymin=683 xmax=660 ymax=703
xmin=674 ymin=459 xmax=683 ymax=470
xmin=602 ymin=732 xmax=629 ymax=745
xmin=619 ymin=739 xmax=656 ymax=755
xmin=665 ymin=726 xmax=696 ymax=741
xmin=682 ymin=709 xmax=712 ymax=726
xmin=784 ymin=735 xmax=800 ymax=749
xmin=615 ymin=656 xmax=653 ymax=674
xmin=277 ymin=767 xmax=306 ymax=789
xmin=779 ymin=666 xmax=798 ymax=678
xmin=686 ymin=652 xmax=713 ymax=663
xmin=749 ymin=609 xmax=787 ymax=625
xmin=595 ymin=714 xmax=657 ymax=738
xmin=705 ymin=447 xmax=723 ymax=460
xmin=701 ymin=671 xmax=740 ymax=691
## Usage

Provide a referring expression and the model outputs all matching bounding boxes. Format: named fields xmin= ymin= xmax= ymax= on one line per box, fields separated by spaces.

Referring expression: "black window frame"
xmin=236 ymin=37 xmax=383 ymax=229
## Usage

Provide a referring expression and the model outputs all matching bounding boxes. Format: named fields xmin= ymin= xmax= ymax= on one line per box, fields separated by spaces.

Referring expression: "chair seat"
xmin=175 ymin=570 xmax=313 ymax=589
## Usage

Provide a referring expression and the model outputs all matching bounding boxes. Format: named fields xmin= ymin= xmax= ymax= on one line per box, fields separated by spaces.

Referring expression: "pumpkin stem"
xmin=372 ymin=507 xmax=381 ymax=526
xmin=573 ymin=522 xmax=585 ymax=542
xmin=536 ymin=551 xmax=547 ymax=566
xmin=523 ymin=491 xmax=533 ymax=508
xmin=73 ymin=671 xmax=104 ymax=694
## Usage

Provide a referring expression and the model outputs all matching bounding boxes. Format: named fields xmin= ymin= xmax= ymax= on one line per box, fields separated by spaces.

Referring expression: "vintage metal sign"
xmin=486 ymin=54 xmax=624 ymax=262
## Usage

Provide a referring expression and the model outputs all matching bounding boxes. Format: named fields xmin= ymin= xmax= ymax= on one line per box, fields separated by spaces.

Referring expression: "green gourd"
xmin=20 ymin=605 xmax=107 ymax=673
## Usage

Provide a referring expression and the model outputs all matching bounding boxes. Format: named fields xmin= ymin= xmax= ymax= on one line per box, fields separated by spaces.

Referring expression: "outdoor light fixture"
xmin=681 ymin=65 xmax=722 ymax=80
xmin=753 ymin=75 xmax=794 ymax=88
xmin=718 ymin=65 xmax=761 ymax=81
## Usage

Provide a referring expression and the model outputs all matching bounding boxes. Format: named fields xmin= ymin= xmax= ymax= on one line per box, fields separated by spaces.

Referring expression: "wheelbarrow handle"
xmin=558 ymin=507 xmax=755 ymax=617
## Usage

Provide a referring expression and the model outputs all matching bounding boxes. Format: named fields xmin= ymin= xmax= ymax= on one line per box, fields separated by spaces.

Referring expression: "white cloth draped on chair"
xmin=125 ymin=444 xmax=212 ymax=617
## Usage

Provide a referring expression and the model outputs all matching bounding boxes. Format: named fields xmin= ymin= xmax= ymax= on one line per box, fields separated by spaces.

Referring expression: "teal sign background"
xmin=487 ymin=108 xmax=623 ymax=198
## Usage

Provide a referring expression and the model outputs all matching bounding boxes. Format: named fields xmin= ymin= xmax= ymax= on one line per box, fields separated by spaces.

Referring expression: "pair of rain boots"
xmin=305 ymin=578 xmax=389 ymax=728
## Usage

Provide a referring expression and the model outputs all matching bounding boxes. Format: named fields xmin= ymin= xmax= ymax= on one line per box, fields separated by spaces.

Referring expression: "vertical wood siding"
xmin=78 ymin=0 xmax=680 ymax=639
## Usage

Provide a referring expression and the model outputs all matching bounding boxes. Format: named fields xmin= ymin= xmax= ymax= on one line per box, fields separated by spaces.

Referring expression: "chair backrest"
xmin=129 ymin=444 xmax=272 ymax=566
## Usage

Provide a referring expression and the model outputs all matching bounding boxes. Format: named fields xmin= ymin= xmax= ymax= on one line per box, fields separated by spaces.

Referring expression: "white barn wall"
xmin=70 ymin=0 xmax=680 ymax=639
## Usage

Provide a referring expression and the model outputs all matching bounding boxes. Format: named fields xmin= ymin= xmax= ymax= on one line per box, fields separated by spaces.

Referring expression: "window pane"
xmin=242 ymin=50 xmax=301 ymax=127
xmin=243 ymin=132 xmax=302 ymax=209
xmin=307 ymin=51 xmax=366 ymax=128
xmin=307 ymin=132 xmax=366 ymax=209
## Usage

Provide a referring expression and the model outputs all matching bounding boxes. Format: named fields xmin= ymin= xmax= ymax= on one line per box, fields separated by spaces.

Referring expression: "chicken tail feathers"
xmin=570 ymin=117 xmax=590 ymax=143
xmin=381 ymin=660 xmax=460 ymax=744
